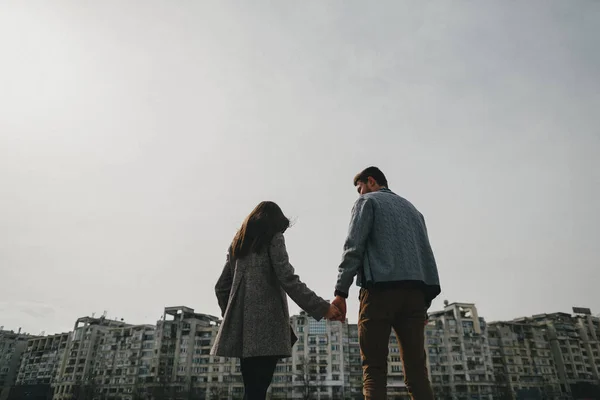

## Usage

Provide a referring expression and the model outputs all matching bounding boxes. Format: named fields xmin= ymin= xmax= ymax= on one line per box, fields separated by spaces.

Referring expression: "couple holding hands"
xmin=211 ymin=167 xmax=441 ymax=400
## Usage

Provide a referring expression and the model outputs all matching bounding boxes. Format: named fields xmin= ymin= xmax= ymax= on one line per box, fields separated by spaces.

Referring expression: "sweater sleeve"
xmin=335 ymin=196 xmax=374 ymax=297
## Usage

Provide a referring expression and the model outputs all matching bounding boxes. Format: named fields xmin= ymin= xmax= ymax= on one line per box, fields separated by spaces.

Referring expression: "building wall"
xmin=269 ymin=313 xmax=362 ymax=399
xmin=507 ymin=312 xmax=600 ymax=398
xmin=488 ymin=322 xmax=562 ymax=399
xmin=93 ymin=324 xmax=155 ymax=399
xmin=15 ymin=332 xmax=70 ymax=387
xmin=0 ymin=330 xmax=31 ymax=400
xmin=6 ymin=305 xmax=600 ymax=400
xmin=149 ymin=306 xmax=223 ymax=399
xmin=425 ymin=303 xmax=495 ymax=400
xmin=53 ymin=316 xmax=130 ymax=400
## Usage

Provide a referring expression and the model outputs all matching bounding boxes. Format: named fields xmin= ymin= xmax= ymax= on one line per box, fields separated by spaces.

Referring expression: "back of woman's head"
xmin=230 ymin=201 xmax=290 ymax=259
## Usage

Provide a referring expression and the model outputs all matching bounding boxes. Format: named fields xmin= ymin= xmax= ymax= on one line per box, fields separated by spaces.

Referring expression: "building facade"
xmin=269 ymin=312 xmax=362 ymax=399
xmin=5 ymin=304 xmax=600 ymax=399
xmin=15 ymin=332 xmax=70 ymax=389
xmin=150 ymin=306 xmax=223 ymax=399
xmin=497 ymin=312 xmax=600 ymax=399
xmin=425 ymin=302 xmax=495 ymax=400
xmin=93 ymin=324 xmax=156 ymax=399
xmin=53 ymin=316 xmax=131 ymax=400
xmin=487 ymin=321 xmax=562 ymax=399
xmin=0 ymin=329 xmax=32 ymax=400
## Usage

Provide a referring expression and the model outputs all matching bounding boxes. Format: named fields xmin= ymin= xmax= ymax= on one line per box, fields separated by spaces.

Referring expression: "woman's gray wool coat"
xmin=210 ymin=233 xmax=330 ymax=359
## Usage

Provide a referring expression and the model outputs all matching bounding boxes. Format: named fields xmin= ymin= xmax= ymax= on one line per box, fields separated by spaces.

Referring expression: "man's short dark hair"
xmin=353 ymin=166 xmax=388 ymax=188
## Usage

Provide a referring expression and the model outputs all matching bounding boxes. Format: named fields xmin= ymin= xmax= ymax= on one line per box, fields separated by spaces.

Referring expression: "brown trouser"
xmin=358 ymin=287 xmax=434 ymax=400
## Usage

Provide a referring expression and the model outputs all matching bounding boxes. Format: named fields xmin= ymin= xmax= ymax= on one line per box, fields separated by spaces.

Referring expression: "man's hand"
xmin=331 ymin=296 xmax=347 ymax=321
xmin=325 ymin=304 xmax=342 ymax=321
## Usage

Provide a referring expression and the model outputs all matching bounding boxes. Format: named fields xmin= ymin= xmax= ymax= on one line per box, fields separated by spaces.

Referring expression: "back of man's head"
xmin=353 ymin=166 xmax=388 ymax=188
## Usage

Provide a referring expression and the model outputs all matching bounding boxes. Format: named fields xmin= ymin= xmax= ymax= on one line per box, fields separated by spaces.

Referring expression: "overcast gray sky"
xmin=1 ymin=1 xmax=599 ymax=335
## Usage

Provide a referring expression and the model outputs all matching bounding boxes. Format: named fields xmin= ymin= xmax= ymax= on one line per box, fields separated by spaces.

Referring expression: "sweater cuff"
xmin=334 ymin=290 xmax=348 ymax=299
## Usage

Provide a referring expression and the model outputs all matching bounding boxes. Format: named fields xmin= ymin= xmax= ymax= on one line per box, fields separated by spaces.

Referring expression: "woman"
xmin=211 ymin=201 xmax=340 ymax=400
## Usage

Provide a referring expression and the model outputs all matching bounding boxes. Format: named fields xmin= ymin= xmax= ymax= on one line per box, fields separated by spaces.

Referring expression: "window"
xmin=309 ymin=319 xmax=327 ymax=334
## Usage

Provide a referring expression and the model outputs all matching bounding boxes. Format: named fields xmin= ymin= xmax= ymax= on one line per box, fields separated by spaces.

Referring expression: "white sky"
xmin=1 ymin=1 xmax=599 ymax=335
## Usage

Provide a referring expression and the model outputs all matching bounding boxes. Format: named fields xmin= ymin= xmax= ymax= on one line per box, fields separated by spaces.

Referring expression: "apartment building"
xmin=10 ymin=307 xmax=235 ymax=400
xmin=574 ymin=312 xmax=600 ymax=378
xmin=142 ymin=307 xmax=366 ymax=399
xmin=0 ymin=329 xmax=32 ymax=400
xmin=14 ymin=302 xmax=598 ymax=399
xmin=82 ymin=304 xmax=498 ymax=400
xmin=93 ymin=324 xmax=156 ymax=399
xmin=269 ymin=312 xmax=361 ymax=399
xmin=11 ymin=331 xmax=71 ymax=400
xmin=53 ymin=316 xmax=130 ymax=400
xmin=345 ymin=324 xmax=364 ymax=398
xmin=425 ymin=302 xmax=495 ymax=400
xmin=150 ymin=306 xmax=223 ymax=399
xmin=487 ymin=321 xmax=562 ymax=399
xmin=512 ymin=311 xmax=600 ymax=399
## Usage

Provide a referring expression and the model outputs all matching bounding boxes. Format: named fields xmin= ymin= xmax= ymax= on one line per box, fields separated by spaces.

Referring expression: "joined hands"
xmin=324 ymin=296 xmax=347 ymax=322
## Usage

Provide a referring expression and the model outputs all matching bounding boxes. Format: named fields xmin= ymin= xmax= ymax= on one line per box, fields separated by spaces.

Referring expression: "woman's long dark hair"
xmin=230 ymin=201 xmax=291 ymax=259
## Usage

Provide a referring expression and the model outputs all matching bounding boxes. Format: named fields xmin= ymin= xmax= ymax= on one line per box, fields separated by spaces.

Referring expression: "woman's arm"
xmin=215 ymin=250 xmax=233 ymax=317
xmin=268 ymin=233 xmax=330 ymax=320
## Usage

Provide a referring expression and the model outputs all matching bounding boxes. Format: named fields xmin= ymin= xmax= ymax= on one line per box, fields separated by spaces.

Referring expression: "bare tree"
xmin=208 ymin=384 xmax=228 ymax=400
xmin=492 ymin=372 xmax=514 ymax=400
xmin=71 ymin=374 xmax=98 ymax=400
xmin=149 ymin=376 xmax=175 ymax=400
xmin=294 ymin=356 xmax=313 ymax=400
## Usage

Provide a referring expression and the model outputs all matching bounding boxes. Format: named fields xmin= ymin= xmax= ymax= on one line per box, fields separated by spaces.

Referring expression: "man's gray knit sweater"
xmin=335 ymin=188 xmax=441 ymax=305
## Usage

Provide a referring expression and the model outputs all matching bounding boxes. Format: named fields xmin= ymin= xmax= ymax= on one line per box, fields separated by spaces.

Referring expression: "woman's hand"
xmin=325 ymin=303 xmax=344 ymax=321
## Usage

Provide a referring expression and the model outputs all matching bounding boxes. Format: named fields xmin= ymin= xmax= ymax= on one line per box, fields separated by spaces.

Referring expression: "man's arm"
xmin=334 ymin=196 xmax=374 ymax=298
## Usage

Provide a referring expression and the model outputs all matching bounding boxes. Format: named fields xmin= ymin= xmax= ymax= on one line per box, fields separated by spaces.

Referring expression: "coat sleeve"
xmin=269 ymin=233 xmax=330 ymax=320
xmin=215 ymin=250 xmax=233 ymax=317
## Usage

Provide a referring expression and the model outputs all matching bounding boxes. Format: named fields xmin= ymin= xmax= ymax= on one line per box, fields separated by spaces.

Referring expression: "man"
xmin=332 ymin=167 xmax=441 ymax=400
